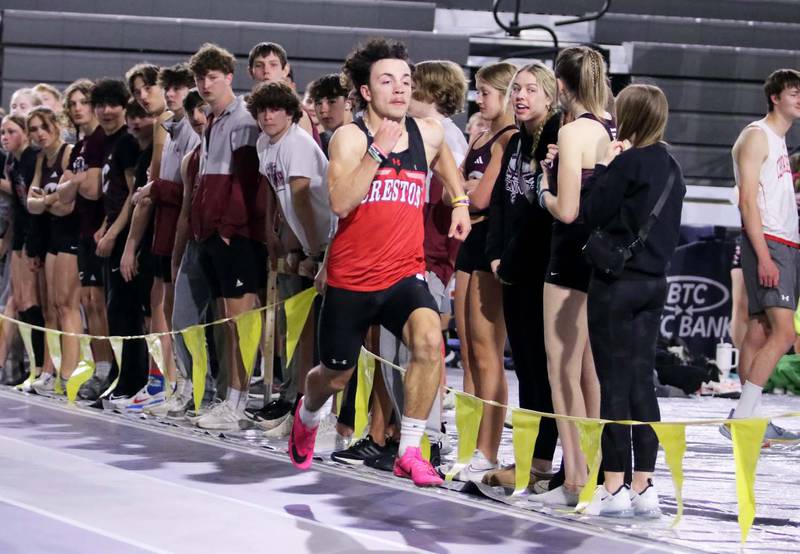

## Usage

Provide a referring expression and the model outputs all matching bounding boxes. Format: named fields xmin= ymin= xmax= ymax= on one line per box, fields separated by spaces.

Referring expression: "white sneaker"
xmin=439 ymin=433 xmax=454 ymax=456
xmin=262 ymin=414 xmax=294 ymax=438
xmin=442 ymin=389 xmax=455 ymax=410
xmin=630 ymin=480 xmax=661 ymax=518
xmin=582 ymin=485 xmax=633 ymax=517
xmin=454 ymin=450 xmax=498 ymax=483
xmin=31 ymin=372 xmax=57 ymax=396
xmin=195 ymin=401 xmax=241 ymax=431
xmin=530 ymin=484 xmax=579 ymax=507
xmin=124 ymin=378 xmax=166 ymax=412
xmin=145 ymin=382 xmax=188 ymax=417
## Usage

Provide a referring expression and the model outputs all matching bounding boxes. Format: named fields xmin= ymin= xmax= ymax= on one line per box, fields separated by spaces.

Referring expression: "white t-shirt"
xmin=424 ymin=117 xmax=469 ymax=201
xmin=257 ymin=124 xmax=334 ymax=254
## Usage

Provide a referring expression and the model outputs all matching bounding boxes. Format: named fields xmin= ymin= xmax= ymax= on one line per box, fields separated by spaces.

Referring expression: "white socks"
xmin=95 ymin=361 xmax=112 ymax=381
xmin=298 ymin=398 xmax=324 ymax=428
xmin=398 ymin=416 xmax=427 ymax=457
xmin=733 ymin=381 xmax=763 ymax=419
xmin=227 ymin=387 xmax=246 ymax=415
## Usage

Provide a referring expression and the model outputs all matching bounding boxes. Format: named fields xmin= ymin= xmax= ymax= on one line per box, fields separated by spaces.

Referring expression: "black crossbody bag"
xmin=582 ymin=157 xmax=677 ymax=278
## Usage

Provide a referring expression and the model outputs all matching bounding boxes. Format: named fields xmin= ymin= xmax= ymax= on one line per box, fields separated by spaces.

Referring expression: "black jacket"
xmin=581 ymin=142 xmax=686 ymax=279
xmin=487 ymin=113 xmax=560 ymax=284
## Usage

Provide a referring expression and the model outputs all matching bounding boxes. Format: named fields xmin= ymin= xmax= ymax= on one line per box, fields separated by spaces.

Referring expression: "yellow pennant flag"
xmin=512 ymin=409 xmax=542 ymax=495
xmin=651 ymin=423 xmax=687 ymax=527
xmin=576 ymin=421 xmax=605 ymax=507
xmin=17 ymin=323 xmax=37 ymax=390
xmin=421 ymin=433 xmax=431 ymax=462
xmin=182 ymin=325 xmax=208 ymax=413
xmin=285 ymin=288 xmax=317 ymax=366
xmin=45 ymin=330 xmax=63 ymax=395
xmin=794 ymin=302 xmax=800 ymax=335
xmin=731 ymin=418 xmax=768 ymax=543
xmin=145 ymin=335 xmax=166 ymax=377
xmin=66 ymin=336 xmax=95 ymax=404
xmin=446 ymin=392 xmax=483 ymax=481
xmin=353 ymin=350 xmax=375 ymax=439
xmin=99 ymin=337 xmax=124 ymax=399
xmin=235 ymin=310 xmax=262 ymax=381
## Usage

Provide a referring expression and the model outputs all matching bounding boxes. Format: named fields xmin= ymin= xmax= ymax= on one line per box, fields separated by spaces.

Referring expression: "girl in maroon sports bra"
xmin=535 ymin=46 xmax=615 ymax=507
xmin=452 ymin=62 xmax=518 ymax=483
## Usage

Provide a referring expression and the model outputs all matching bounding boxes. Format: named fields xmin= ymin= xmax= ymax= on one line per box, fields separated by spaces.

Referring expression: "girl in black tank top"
xmin=452 ymin=61 xmax=517 ymax=483
xmin=533 ymin=46 xmax=613 ymax=507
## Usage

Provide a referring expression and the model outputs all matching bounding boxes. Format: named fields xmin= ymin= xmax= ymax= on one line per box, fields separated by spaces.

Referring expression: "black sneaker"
xmin=331 ymin=435 xmax=387 ymax=465
xmin=364 ymin=440 xmax=399 ymax=472
xmin=245 ymin=399 xmax=292 ymax=423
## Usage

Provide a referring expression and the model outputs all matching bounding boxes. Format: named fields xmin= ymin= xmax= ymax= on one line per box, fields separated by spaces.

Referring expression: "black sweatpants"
xmin=587 ymin=275 xmax=664 ymax=473
xmin=104 ymin=236 xmax=148 ymax=396
xmin=503 ymin=281 xmax=558 ymax=462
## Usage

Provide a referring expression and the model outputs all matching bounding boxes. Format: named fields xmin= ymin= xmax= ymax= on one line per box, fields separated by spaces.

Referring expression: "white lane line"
xmin=0 ymin=494 xmax=168 ymax=554
xmin=0 ymin=433 xmax=426 ymax=553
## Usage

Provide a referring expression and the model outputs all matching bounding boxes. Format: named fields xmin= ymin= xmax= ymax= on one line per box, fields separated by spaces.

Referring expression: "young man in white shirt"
xmin=724 ymin=69 xmax=800 ymax=442
xmin=248 ymin=82 xmax=334 ymax=436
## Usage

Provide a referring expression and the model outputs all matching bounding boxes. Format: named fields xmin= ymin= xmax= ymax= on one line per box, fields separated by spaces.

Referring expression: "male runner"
xmin=288 ymin=39 xmax=471 ymax=486
xmin=722 ymin=69 xmax=800 ymax=442
xmin=188 ymin=43 xmax=266 ymax=430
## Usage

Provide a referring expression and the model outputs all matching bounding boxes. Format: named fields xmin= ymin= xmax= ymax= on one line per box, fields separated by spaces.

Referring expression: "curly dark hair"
xmin=246 ymin=82 xmax=302 ymax=123
xmin=125 ymin=63 xmax=160 ymax=95
xmin=90 ymin=78 xmax=131 ymax=108
xmin=125 ymin=98 xmax=148 ymax=119
xmin=308 ymin=74 xmax=348 ymax=103
xmin=189 ymin=43 xmax=236 ymax=76
xmin=342 ymin=38 xmax=409 ymax=111
xmin=183 ymin=88 xmax=206 ymax=114
xmin=158 ymin=63 xmax=195 ymax=90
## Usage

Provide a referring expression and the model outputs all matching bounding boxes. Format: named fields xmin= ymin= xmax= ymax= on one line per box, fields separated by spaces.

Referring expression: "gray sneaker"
xmin=763 ymin=421 xmax=800 ymax=443
xmin=718 ymin=409 xmax=734 ymax=440
xmin=78 ymin=375 xmax=109 ymax=401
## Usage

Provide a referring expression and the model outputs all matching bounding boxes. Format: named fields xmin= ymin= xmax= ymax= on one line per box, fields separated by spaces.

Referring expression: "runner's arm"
xmin=430 ymin=132 xmax=471 ymax=241
xmin=327 ymin=125 xmax=377 ymax=218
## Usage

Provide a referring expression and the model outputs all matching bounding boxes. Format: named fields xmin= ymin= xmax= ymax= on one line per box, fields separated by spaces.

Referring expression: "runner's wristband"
xmin=450 ymin=195 xmax=470 ymax=208
xmin=368 ymin=143 xmax=386 ymax=164
xmin=537 ymin=188 xmax=552 ymax=210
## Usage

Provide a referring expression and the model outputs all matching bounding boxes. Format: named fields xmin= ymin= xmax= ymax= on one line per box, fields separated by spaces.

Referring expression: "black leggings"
xmin=503 ymin=282 xmax=558 ymax=462
xmin=587 ymin=276 xmax=664 ymax=474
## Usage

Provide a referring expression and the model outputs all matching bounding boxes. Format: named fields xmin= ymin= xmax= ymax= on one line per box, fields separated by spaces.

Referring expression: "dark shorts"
xmin=47 ymin=232 xmax=80 ymax=256
xmin=78 ymin=237 xmax=104 ymax=287
xmin=731 ymin=235 xmax=742 ymax=270
xmin=318 ymin=274 xmax=439 ymax=370
xmin=545 ymin=222 xmax=591 ymax=293
xmin=455 ymin=219 xmax=491 ymax=274
xmin=741 ymin=234 xmax=800 ymax=316
xmin=198 ymin=233 xmax=260 ymax=299
xmin=151 ymin=254 xmax=172 ymax=283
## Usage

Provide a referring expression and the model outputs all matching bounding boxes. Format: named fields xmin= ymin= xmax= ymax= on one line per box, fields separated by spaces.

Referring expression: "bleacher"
xmin=1 ymin=0 xmax=798 ymax=225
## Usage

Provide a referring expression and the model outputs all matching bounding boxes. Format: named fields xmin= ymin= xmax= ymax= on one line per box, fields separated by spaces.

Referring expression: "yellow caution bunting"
xmin=651 ymin=423 xmax=687 ymax=527
xmin=235 ymin=310 xmax=262 ymax=381
xmin=511 ymin=409 xmax=541 ymax=495
xmin=446 ymin=392 xmax=483 ymax=481
xmin=285 ymin=288 xmax=317 ymax=366
xmin=576 ymin=420 xmax=605 ymax=508
xmin=181 ymin=326 xmax=208 ymax=413
xmin=45 ymin=330 xmax=63 ymax=395
xmin=353 ymin=349 xmax=375 ymax=439
xmin=731 ymin=418 xmax=768 ymax=543
xmin=66 ymin=337 xmax=95 ymax=404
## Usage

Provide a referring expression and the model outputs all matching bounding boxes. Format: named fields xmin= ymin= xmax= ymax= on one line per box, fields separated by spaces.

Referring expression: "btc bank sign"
xmin=660 ymin=238 xmax=735 ymax=357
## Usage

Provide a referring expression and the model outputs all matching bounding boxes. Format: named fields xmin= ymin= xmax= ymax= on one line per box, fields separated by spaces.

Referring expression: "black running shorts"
xmin=78 ymin=237 xmax=104 ymax=287
xmin=318 ymin=274 xmax=439 ymax=371
xmin=198 ymin=233 xmax=260 ymax=299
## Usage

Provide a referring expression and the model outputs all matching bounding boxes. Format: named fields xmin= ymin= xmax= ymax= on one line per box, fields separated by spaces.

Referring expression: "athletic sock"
xmin=227 ymin=387 xmax=245 ymax=415
xmin=95 ymin=361 xmax=112 ymax=381
xmin=298 ymin=397 xmax=324 ymax=428
xmin=733 ymin=381 xmax=763 ymax=419
xmin=398 ymin=416 xmax=427 ymax=457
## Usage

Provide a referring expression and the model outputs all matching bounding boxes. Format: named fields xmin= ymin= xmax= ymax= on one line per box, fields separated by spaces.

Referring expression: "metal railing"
xmin=492 ymin=0 xmax=612 ymax=49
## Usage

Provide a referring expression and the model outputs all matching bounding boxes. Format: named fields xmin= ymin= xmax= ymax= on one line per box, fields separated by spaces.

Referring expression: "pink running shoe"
xmin=393 ymin=446 xmax=443 ymax=487
xmin=288 ymin=398 xmax=318 ymax=470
